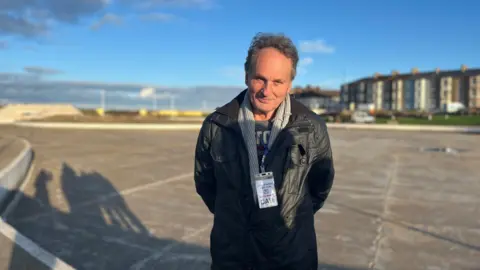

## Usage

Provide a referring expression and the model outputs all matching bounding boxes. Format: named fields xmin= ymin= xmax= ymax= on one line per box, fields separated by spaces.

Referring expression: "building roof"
xmin=343 ymin=67 xmax=480 ymax=86
xmin=291 ymin=88 xmax=340 ymax=98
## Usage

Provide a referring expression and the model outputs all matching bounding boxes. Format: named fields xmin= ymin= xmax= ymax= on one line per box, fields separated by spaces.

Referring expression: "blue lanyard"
xmin=260 ymin=136 xmax=270 ymax=173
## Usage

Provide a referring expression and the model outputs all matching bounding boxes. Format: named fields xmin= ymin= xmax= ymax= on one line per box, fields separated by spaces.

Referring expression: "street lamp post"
xmin=100 ymin=89 xmax=106 ymax=110
xmin=169 ymin=95 xmax=176 ymax=120
xmin=153 ymin=91 xmax=157 ymax=111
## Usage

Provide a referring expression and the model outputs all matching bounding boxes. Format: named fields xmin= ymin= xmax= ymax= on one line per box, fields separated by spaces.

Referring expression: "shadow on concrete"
xmin=328 ymin=199 xmax=480 ymax=252
xmin=2 ymin=163 xmax=367 ymax=270
xmin=3 ymin=163 xmax=211 ymax=270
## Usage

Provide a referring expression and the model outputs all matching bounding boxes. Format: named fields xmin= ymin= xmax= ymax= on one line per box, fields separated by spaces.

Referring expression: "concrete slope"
xmin=0 ymin=104 xmax=82 ymax=122
xmin=0 ymin=136 xmax=32 ymax=214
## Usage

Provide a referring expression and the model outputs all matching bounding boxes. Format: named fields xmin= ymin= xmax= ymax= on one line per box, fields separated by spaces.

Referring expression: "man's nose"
xmin=262 ymin=81 xmax=273 ymax=95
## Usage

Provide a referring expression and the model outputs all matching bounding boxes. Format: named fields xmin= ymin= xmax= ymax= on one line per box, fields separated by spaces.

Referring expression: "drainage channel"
xmin=419 ymin=147 xmax=468 ymax=155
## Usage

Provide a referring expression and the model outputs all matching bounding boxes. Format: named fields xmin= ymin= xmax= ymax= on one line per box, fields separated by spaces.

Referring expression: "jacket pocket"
xmin=284 ymin=144 xmax=309 ymax=195
xmin=290 ymin=144 xmax=308 ymax=166
xmin=211 ymin=144 xmax=242 ymax=191
xmin=211 ymin=150 xmax=237 ymax=163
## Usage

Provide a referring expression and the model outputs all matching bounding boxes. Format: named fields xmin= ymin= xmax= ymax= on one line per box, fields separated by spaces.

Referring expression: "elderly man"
xmin=194 ymin=32 xmax=335 ymax=270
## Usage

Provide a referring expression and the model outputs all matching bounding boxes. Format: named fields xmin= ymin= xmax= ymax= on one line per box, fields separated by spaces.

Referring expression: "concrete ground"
xmin=0 ymin=136 xmax=25 ymax=171
xmin=0 ymin=125 xmax=479 ymax=270
xmin=0 ymin=136 xmax=51 ymax=270
xmin=0 ymin=233 xmax=50 ymax=270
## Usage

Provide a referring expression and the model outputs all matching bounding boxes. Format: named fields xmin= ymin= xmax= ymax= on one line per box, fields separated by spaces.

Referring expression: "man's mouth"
xmin=256 ymin=97 xmax=273 ymax=103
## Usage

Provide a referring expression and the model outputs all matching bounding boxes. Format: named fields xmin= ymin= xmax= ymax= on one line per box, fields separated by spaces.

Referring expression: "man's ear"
xmin=245 ymin=72 xmax=249 ymax=86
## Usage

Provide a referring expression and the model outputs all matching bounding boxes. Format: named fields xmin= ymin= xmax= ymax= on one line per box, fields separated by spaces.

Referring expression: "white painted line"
xmin=129 ymin=222 xmax=212 ymax=270
xmin=154 ymin=254 xmax=211 ymax=264
xmin=14 ymin=121 xmax=480 ymax=133
xmin=98 ymin=172 xmax=194 ymax=197
xmin=0 ymin=218 xmax=75 ymax=270
xmin=16 ymin=172 xmax=194 ymax=224
xmin=326 ymin=123 xmax=480 ymax=133
xmin=0 ymin=137 xmax=31 ymax=181
xmin=14 ymin=122 xmax=202 ymax=131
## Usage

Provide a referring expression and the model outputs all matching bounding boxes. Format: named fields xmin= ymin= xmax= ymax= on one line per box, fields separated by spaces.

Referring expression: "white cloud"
xmin=299 ymin=39 xmax=335 ymax=54
xmin=315 ymin=76 xmax=357 ymax=89
xmin=0 ymin=0 xmax=216 ymax=39
xmin=140 ymin=12 xmax=179 ymax=22
xmin=134 ymin=0 xmax=217 ymax=10
xmin=299 ymin=57 xmax=313 ymax=66
xmin=0 ymin=70 xmax=244 ymax=110
xmin=0 ymin=0 xmax=110 ymax=38
xmin=297 ymin=57 xmax=314 ymax=76
xmin=24 ymin=66 xmax=62 ymax=75
xmin=90 ymin=13 xmax=123 ymax=30
xmin=220 ymin=66 xmax=244 ymax=80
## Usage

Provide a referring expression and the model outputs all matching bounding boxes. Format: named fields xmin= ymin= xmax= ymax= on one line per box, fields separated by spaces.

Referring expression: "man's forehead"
xmin=252 ymin=65 xmax=292 ymax=81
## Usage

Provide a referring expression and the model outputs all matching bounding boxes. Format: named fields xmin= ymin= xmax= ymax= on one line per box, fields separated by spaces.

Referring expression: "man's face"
xmin=246 ymin=47 xmax=293 ymax=115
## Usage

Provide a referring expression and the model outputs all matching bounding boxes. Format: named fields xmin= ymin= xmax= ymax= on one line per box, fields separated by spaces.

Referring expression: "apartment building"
xmin=429 ymin=71 xmax=442 ymax=111
xmin=356 ymin=81 xmax=365 ymax=103
xmin=340 ymin=84 xmax=348 ymax=105
xmin=439 ymin=65 xmax=477 ymax=111
xmin=414 ymin=78 xmax=431 ymax=111
xmin=470 ymin=75 xmax=480 ymax=108
xmin=441 ymin=76 xmax=469 ymax=109
xmin=340 ymin=65 xmax=480 ymax=112
xmin=372 ymin=79 xmax=384 ymax=110
xmin=403 ymin=79 xmax=415 ymax=110
xmin=391 ymin=74 xmax=403 ymax=111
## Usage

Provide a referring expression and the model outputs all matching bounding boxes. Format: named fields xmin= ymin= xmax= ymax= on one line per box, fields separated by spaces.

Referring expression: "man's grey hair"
xmin=244 ymin=32 xmax=299 ymax=80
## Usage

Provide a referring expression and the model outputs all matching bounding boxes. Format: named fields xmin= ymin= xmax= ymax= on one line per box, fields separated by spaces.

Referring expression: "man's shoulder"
xmin=199 ymin=109 xmax=226 ymax=134
xmin=201 ymin=109 xmax=223 ymax=125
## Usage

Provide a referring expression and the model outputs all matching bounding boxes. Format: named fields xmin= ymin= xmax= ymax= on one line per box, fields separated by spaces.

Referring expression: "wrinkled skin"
xmin=245 ymin=47 xmax=293 ymax=121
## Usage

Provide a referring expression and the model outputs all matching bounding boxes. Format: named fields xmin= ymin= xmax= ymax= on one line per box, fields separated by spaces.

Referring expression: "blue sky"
xmin=1 ymin=0 xmax=479 ymax=109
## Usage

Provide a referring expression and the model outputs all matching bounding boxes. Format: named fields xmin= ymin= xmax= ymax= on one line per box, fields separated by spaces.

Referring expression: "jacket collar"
xmin=212 ymin=88 xmax=312 ymax=129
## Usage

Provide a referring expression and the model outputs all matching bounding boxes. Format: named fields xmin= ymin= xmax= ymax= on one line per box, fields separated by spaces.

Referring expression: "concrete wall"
xmin=0 ymin=138 xmax=33 ymax=215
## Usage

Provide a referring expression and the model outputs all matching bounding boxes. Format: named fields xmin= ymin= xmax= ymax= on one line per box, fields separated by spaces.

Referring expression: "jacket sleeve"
xmin=194 ymin=116 xmax=216 ymax=214
xmin=308 ymin=119 xmax=335 ymax=214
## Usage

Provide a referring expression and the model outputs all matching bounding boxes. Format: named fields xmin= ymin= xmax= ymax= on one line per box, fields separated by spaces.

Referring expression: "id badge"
xmin=254 ymin=172 xmax=278 ymax=209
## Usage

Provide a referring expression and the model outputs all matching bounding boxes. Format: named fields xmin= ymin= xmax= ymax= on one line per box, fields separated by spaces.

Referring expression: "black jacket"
xmin=194 ymin=90 xmax=335 ymax=270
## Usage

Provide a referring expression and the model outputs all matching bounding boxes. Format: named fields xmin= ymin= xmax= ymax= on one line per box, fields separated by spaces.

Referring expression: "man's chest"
xmin=255 ymin=121 xmax=272 ymax=155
